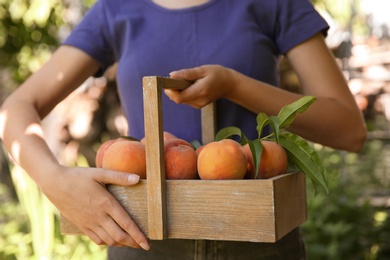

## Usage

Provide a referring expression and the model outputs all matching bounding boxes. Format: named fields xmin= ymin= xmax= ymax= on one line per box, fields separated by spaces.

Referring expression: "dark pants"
xmin=107 ymin=228 xmax=305 ymax=260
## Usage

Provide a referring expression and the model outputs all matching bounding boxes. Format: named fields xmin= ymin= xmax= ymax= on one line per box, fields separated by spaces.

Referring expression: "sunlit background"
xmin=1 ymin=0 xmax=390 ymax=259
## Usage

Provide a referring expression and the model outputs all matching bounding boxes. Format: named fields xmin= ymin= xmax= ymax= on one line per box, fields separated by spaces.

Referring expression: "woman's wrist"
xmin=35 ymin=161 xmax=67 ymax=193
xmin=222 ymin=67 xmax=245 ymax=100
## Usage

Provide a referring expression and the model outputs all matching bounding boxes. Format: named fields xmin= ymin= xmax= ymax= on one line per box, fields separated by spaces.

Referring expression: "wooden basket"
xmin=60 ymin=76 xmax=307 ymax=243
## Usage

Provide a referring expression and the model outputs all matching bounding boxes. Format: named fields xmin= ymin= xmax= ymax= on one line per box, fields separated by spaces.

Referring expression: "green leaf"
xmin=255 ymin=113 xmax=270 ymax=138
xmin=278 ymin=96 xmax=316 ymax=129
xmin=119 ymin=136 xmax=140 ymax=142
xmin=279 ymin=133 xmax=328 ymax=195
xmin=215 ymin=126 xmax=243 ymax=141
xmin=268 ymin=116 xmax=280 ymax=143
xmin=246 ymin=140 xmax=263 ymax=179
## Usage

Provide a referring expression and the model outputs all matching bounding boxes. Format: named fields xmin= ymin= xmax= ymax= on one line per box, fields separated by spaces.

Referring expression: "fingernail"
xmin=169 ymin=70 xmax=180 ymax=77
xmin=128 ymin=174 xmax=140 ymax=183
xmin=140 ymin=242 xmax=150 ymax=251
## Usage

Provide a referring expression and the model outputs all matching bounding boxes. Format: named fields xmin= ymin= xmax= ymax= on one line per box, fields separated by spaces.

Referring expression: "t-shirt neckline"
xmin=146 ymin=0 xmax=218 ymax=12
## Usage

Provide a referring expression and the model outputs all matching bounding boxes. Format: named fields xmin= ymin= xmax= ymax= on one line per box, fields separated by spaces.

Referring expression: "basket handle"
xmin=142 ymin=76 xmax=216 ymax=239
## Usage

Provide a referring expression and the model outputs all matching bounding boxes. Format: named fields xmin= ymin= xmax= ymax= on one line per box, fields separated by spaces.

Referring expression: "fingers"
xmin=84 ymin=218 xmax=147 ymax=249
xmin=169 ymin=66 xmax=206 ymax=81
xmin=164 ymin=88 xmax=208 ymax=109
xmin=93 ymin=168 xmax=140 ymax=186
xmin=84 ymin=226 xmax=141 ymax=248
xmin=109 ymin=204 xmax=151 ymax=250
xmin=167 ymin=65 xmax=225 ymax=108
xmin=76 ymin=188 xmax=150 ymax=249
xmin=165 ymin=66 xmax=208 ymax=107
xmin=51 ymin=168 xmax=149 ymax=249
xmin=96 ymin=198 xmax=150 ymax=249
xmin=94 ymin=172 xmax=149 ymax=249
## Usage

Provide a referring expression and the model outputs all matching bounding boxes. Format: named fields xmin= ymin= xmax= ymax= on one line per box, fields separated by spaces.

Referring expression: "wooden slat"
xmin=201 ymin=102 xmax=216 ymax=145
xmin=142 ymin=76 xmax=167 ymax=240
xmin=142 ymin=76 xmax=205 ymax=240
xmin=273 ymin=171 xmax=307 ymax=239
xmin=155 ymin=77 xmax=192 ymax=90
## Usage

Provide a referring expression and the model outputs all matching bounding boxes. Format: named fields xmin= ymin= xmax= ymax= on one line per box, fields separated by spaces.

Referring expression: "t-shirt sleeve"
xmin=62 ymin=0 xmax=115 ymax=75
xmin=274 ymin=0 xmax=329 ymax=54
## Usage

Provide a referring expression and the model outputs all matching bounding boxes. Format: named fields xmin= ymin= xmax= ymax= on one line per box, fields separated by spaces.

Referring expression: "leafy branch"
xmin=215 ymin=96 xmax=328 ymax=195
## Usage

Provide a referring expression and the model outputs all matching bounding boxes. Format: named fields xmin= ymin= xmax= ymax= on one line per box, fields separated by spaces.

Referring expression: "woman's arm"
xmin=0 ymin=45 xmax=150 ymax=249
xmin=167 ymin=33 xmax=366 ymax=152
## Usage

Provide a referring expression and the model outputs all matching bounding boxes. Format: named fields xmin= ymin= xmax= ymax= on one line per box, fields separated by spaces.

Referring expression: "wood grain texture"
xmin=61 ymin=172 xmax=306 ymax=242
xmin=143 ymin=76 xmax=167 ymax=239
xmin=201 ymin=102 xmax=216 ymax=145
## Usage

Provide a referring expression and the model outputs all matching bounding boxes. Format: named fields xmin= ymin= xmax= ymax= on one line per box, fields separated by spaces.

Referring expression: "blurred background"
xmin=1 ymin=0 xmax=390 ymax=259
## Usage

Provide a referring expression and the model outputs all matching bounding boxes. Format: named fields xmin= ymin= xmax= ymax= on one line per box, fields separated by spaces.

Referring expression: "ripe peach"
xmin=195 ymin=145 xmax=204 ymax=157
xmin=197 ymin=139 xmax=247 ymax=180
xmin=243 ymin=144 xmax=255 ymax=179
xmin=140 ymin=131 xmax=177 ymax=144
xmin=95 ymin=139 xmax=116 ymax=168
xmin=102 ymin=139 xmax=147 ymax=179
xmin=243 ymin=140 xmax=288 ymax=179
xmin=164 ymin=138 xmax=198 ymax=179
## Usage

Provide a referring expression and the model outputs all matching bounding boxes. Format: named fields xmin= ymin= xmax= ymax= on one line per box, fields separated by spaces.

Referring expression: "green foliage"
xmin=0 ymin=183 xmax=33 ymax=260
xmin=280 ymin=134 xmax=328 ymax=195
xmin=302 ymin=141 xmax=390 ymax=259
xmin=0 ymin=159 xmax=107 ymax=259
xmin=215 ymin=96 xmax=328 ymax=194
xmin=277 ymin=96 xmax=316 ymax=129
xmin=0 ymin=0 xmax=66 ymax=83
xmin=82 ymin=0 xmax=97 ymax=8
xmin=10 ymin=164 xmax=55 ymax=259
xmin=0 ymin=181 xmax=107 ymax=259
xmin=312 ymin=0 xmax=369 ymax=38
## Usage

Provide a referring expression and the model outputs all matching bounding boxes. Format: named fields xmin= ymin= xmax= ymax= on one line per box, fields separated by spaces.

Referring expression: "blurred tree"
xmin=0 ymin=0 xmax=94 ymax=85
xmin=1 ymin=0 xmax=63 ymax=83
xmin=312 ymin=0 xmax=370 ymax=38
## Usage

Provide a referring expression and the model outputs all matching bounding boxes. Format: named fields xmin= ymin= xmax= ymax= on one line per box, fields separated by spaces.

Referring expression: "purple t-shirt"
xmin=63 ymin=0 xmax=328 ymax=142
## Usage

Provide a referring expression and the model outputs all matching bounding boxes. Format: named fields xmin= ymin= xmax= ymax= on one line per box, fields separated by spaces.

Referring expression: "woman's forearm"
xmin=227 ymin=71 xmax=366 ymax=152
xmin=0 ymin=96 xmax=62 ymax=188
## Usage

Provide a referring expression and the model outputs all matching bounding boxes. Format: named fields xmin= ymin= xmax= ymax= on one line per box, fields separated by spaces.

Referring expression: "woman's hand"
xmin=166 ymin=65 xmax=237 ymax=109
xmin=42 ymin=165 xmax=150 ymax=250
xmin=166 ymin=34 xmax=367 ymax=152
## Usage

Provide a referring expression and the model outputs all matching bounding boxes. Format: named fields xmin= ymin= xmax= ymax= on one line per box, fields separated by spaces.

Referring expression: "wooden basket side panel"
xmin=273 ymin=172 xmax=307 ymax=240
xmin=109 ymin=183 xmax=149 ymax=236
xmin=60 ymin=216 xmax=83 ymax=235
xmin=60 ymin=173 xmax=306 ymax=243
xmin=164 ymin=180 xmax=277 ymax=242
xmin=60 ymin=182 xmax=149 ymax=236
xmin=143 ymin=76 xmax=167 ymax=239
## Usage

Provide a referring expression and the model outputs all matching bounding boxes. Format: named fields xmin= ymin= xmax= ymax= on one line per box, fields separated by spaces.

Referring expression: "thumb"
xmin=169 ymin=66 xmax=205 ymax=81
xmin=94 ymin=169 xmax=140 ymax=186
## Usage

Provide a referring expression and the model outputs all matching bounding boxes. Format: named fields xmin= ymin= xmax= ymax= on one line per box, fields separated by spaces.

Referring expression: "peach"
xmin=195 ymin=145 xmax=204 ymax=157
xmin=102 ymin=139 xmax=147 ymax=179
xmin=197 ymin=139 xmax=247 ymax=180
xmin=140 ymin=131 xmax=177 ymax=144
xmin=164 ymin=138 xmax=198 ymax=179
xmin=243 ymin=143 xmax=255 ymax=179
xmin=243 ymin=140 xmax=288 ymax=179
xmin=95 ymin=139 xmax=116 ymax=168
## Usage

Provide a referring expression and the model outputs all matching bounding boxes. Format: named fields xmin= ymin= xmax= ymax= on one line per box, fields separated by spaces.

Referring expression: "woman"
xmin=0 ymin=0 xmax=366 ymax=259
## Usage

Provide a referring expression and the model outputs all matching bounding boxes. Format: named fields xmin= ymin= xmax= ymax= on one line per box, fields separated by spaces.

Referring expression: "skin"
xmin=167 ymin=33 xmax=367 ymax=152
xmin=0 ymin=0 xmax=366 ymax=250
